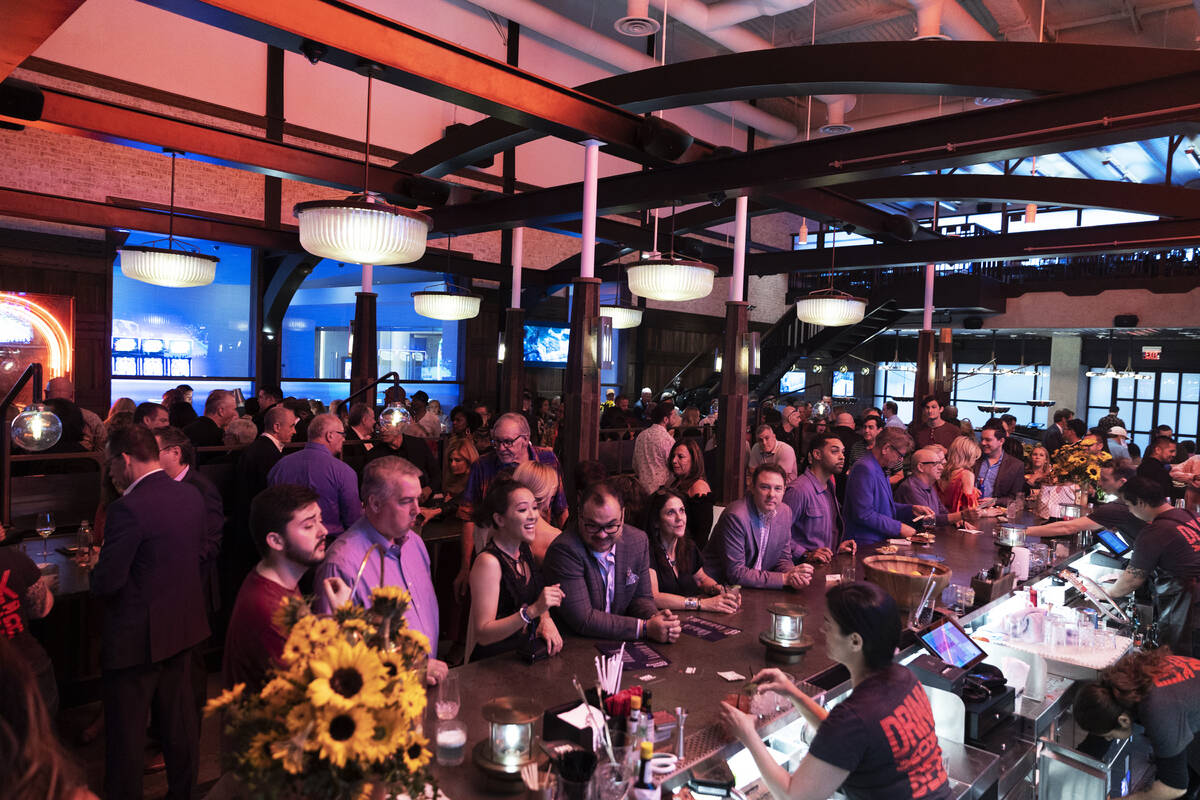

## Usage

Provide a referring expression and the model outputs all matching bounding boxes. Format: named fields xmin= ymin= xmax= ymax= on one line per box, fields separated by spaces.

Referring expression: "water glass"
xmin=839 ymin=555 xmax=856 ymax=584
xmin=436 ymin=671 xmax=460 ymax=720
xmin=587 ymin=762 xmax=631 ymax=800
xmin=435 ymin=719 xmax=467 ymax=766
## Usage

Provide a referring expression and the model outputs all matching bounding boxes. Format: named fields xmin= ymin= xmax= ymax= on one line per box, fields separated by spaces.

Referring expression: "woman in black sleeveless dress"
xmin=668 ymin=440 xmax=716 ymax=549
xmin=644 ymin=489 xmax=738 ymax=614
xmin=468 ymin=478 xmax=564 ymax=660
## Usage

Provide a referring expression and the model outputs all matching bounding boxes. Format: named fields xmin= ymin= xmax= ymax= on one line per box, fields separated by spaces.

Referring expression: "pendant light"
xmin=795 ymin=229 xmax=867 ymax=326
xmin=118 ymin=152 xmax=219 ymax=288
xmin=879 ymin=331 xmax=916 ymax=373
xmin=412 ymin=236 xmax=481 ymax=320
xmin=599 ymin=304 xmax=643 ymax=329
xmin=626 ymin=202 xmax=716 ymax=302
xmin=1117 ymin=332 xmax=1153 ymax=380
xmin=295 ymin=63 xmax=430 ymax=265
xmin=1085 ymin=330 xmax=1120 ymax=379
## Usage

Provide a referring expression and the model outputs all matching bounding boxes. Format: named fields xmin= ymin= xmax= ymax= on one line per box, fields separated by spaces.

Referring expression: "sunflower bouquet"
xmin=1047 ymin=438 xmax=1113 ymax=494
xmin=207 ymin=586 xmax=436 ymax=800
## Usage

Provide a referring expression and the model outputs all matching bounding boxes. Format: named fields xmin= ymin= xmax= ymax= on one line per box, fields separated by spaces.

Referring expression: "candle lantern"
xmin=474 ymin=696 xmax=542 ymax=793
xmin=761 ymin=604 xmax=812 ymax=663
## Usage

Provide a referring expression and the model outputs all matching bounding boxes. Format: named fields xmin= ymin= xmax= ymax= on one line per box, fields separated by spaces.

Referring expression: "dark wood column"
xmin=914 ymin=329 xmax=937 ymax=405
xmin=460 ymin=290 xmax=500 ymax=410
xmin=563 ymin=277 xmax=601 ymax=496
xmin=501 ymin=307 xmax=525 ymax=414
xmin=717 ymin=300 xmax=749 ymax=504
xmin=349 ymin=291 xmax=377 ymax=405
xmin=935 ymin=328 xmax=955 ymax=403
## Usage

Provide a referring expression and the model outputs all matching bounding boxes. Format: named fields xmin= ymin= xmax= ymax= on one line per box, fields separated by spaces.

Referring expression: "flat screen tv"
xmin=780 ymin=369 xmax=805 ymax=395
xmin=524 ymin=323 xmax=570 ymax=366
xmin=832 ymin=370 xmax=855 ymax=398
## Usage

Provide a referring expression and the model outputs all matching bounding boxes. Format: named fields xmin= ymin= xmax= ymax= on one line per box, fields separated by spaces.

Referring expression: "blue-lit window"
xmin=950 ymin=364 xmax=1051 ymax=428
xmin=874 ymin=363 xmax=915 ymax=424
xmin=1087 ymin=371 xmax=1200 ymax=451
xmin=112 ymin=232 xmax=252 ymax=379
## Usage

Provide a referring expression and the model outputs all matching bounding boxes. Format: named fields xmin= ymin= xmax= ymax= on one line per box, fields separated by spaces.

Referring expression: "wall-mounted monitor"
xmin=523 ymin=323 xmax=570 ymax=366
xmin=832 ymin=370 xmax=855 ymax=398
xmin=780 ymin=370 xmax=805 ymax=395
xmin=113 ymin=337 xmax=139 ymax=352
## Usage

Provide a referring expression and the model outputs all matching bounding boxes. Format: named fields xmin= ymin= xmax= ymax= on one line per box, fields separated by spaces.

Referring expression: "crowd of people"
xmin=9 ymin=380 xmax=1200 ymax=800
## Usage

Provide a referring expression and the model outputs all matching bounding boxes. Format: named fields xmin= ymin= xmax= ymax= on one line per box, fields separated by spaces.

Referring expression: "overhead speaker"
xmin=1114 ymin=314 xmax=1139 ymax=328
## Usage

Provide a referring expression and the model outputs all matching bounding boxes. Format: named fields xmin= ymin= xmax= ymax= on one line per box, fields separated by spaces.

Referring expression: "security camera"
xmin=299 ymin=40 xmax=328 ymax=65
xmin=708 ymin=192 xmax=725 ymax=207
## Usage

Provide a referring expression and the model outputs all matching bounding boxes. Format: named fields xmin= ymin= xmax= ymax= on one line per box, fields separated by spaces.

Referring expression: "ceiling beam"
xmin=137 ymin=0 xmax=669 ymax=166
xmin=0 ymin=0 xmax=85 ymax=82
xmin=841 ymin=174 xmax=1200 ymax=217
xmin=743 ymin=217 xmax=1200 ymax=274
xmin=0 ymin=84 xmax=480 ymax=208
xmin=429 ymin=69 xmax=1200 ymax=234
xmin=401 ymin=42 xmax=1200 ymax=178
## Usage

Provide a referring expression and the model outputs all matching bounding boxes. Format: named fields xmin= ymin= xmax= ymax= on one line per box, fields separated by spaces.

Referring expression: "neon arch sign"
xmin=0 ymin=293 xmax=72 ymax=377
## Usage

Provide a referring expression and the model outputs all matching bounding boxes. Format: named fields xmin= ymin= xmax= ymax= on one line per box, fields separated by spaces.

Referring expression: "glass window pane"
xmin=1158 ymin=403 xmax=1178 ymax=432
xmin=110 ymin=378 xmax=254 ymax=415
xmin=1180 ymin=407 xmax=1199 ymax=438
xmin=1117 ymin=400 xmax=1134 ymax=426
xmin=1116 ymin=377 xmax=1135 ymax=399
xmin=1183 ymin=374 xmax=1200 ymax=403
xmin=1135 ymin=401 xmax=1156 ymax=431
xmin=1089 ymin=375 xmax=1114 ymax=405
xmin=1160 ymin=373 xmax=1180 ymax=401
xmin=1137 ymin=376 xmax=1158 ymax=400
xmin=1087 ymin=407 xmax=1108 ymax=429
xmin=112 ymin=233 xmax=252 ymax=379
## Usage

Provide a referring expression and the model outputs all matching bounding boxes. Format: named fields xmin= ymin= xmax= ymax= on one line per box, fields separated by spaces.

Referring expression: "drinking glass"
xmin=434 ymin=719 xmax=467 ymax=766
xmin=436 ymin=671 xmax=460 ymax=720
xmin=587 ymin=761 xmax=631 ymax=800
xmin=839 ymin=554 xmax=856 ymax=584
xmin=35 ymin=511 xmax=55 ymax=562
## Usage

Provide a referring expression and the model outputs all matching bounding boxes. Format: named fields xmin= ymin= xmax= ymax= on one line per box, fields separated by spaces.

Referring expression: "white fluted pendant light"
xmin=795 ymin=288 xmax=868 ymax=327
xmin=627 ymin=256 xmax=716 ymax=302
xmin=118 ymin=245 xmax=218 ymax=288
xmin=599 ymin=303 xmax=643 ymax=329
xmin=412 ymin=283 xmax=482 ymax=321
xmin=295 ymin=194 xmax=431 ymax=265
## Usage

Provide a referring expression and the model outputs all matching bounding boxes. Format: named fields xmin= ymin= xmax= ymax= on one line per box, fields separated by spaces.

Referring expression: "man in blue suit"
xmin=843 ymin=427 xmax=935 ymax=545
xmin=90 ymin=425 xmax=209 ymax=800
xmin=544 ymin=481 xmax=681 ymax=643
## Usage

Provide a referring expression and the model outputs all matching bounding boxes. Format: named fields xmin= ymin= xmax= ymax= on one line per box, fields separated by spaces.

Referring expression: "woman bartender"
xmin=719 ymin=582 xmax=952 ymax=800
xmin=1074 ymin=648 xmax=1200 ymax=800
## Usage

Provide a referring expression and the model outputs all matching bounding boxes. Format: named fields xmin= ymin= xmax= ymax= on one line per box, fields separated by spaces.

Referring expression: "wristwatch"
xmin=684 ymin=597 xmax=699 ymax=611
xmin=518 ymin=604 xmax=533 ymax=625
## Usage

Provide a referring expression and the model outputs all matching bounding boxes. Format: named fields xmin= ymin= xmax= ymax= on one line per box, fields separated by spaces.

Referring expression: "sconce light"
xmin=598 ymin=315 xmax=614 ymax=370
xmin=714 ymin=348 xmax=722 ymax=372
xmin=497 ymin=332 xmax=506 ymax=363
xmin=11 ymin=403 xmax=62 ymax=452
xmin=742 ymin=331 xmax=761 ymax=376
xmin=378 ymin=402 xmax=411 ymax=429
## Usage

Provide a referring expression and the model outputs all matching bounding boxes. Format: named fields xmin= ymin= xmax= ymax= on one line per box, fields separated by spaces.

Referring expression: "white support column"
xmin=730 ymin=194 xmax=748 ymax=303
xmin=923 ymin=263 xmax=935 ymax=330
xmin=580 ymin=141 xmax=601 ymax=279
xmin=361 ymin=263 xmax=373 ymax=294
xmin=510 ymin=226 xmax=524 ymax=308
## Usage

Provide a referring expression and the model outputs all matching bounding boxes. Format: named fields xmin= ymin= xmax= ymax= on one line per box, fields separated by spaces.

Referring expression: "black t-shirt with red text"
xmin=1130 ymin=509 xmax=1200 ymax=581
xmin=1136 ymin=654 xmax=1200 ymax=789
xmin=808 ymin=663 xmax=952 ymax=800
xmin=0 ymin=545 xmax=52 ymax=674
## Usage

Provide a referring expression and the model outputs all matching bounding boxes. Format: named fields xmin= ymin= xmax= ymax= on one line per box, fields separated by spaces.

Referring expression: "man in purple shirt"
xmin=267 ymin=413 xmax=361 ymax=539
xmin=843 ymin=427 xmax=935 ymax=544
xmin=313 ymin=456 xmax=448 ymax=685
xmin=784 ymin=433 xmax=856 ymax=564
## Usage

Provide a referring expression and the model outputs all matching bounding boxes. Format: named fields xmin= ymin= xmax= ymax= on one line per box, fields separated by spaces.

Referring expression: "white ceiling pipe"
xmin=703 ymin=0 xmax=816 ymax=32
xmin=815 ymin=94 xmax=858 ymax=133
xmin=469 ymin=0 xmax=797 ymax=140
xmin=645 ymin=0 xmax=794 ymax=54
xmin=909 ymin=0 xmax=950 ymax=39
xmin=907 ymin=0 xmax=994 ymax=40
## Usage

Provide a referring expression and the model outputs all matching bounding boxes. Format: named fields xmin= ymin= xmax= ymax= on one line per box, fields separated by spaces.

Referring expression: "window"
xmin=949 ymin=364 xmax=1051 ymax=428
xmin=874 ymin=363 xmax=915 ymax=424
xmin=1086 ymin=370 xmax=1200 ymax=452
xmin=111 ymin=232 xmax=252 ymax=380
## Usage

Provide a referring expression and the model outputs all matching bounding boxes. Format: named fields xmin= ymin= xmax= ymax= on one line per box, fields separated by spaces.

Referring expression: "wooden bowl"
xmin=861 ymin=555 xmax=952 ymax=611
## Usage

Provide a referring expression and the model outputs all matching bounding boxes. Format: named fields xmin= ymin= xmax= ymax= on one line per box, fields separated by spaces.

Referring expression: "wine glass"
xmin=35 ymin=511 xmax=55 ymax=562
xmin=436 ymin=671 xmax=460 ymax=720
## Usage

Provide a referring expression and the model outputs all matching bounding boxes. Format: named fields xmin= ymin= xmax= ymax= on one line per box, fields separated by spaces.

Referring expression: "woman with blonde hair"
xmin=512 ymin=460 xmax=564 ymax=563
xmin=1025 ymin=445 xmax=1052 ymax=491
xmin=442 ymin=437 xmax=479 ymax=513
xmin=105 ymin=397 xmax=136 ymax=425
xmin=938 ymin=435 xmax=982 ymax=513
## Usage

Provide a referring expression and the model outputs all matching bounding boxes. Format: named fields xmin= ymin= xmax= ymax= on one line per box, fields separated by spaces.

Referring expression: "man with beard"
xmin=784 ymin=434 xmax=856 ymax=565
xmin=843 ymin=427 xmax=934 ymax=545
xmin=222 ymin=484 xmax=347 ymax=691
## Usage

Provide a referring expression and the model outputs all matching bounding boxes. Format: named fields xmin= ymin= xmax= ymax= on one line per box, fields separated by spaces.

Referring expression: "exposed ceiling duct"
xmin=906 ymin=0 xmax=994 ymax=40
xmin=468 ymin=0 xmax=797 ymax=140
xmin=615 ymin=0 xmax=661 ymax=37
xmin=647 ymin=0 xmax=815 ymax=33
xmin=816 ymin=94 xmax=857 ymax=134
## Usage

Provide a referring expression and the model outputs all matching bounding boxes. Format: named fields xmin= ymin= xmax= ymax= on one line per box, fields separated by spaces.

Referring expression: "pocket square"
xmin=624 ymin=569 xmax=639 ymax=586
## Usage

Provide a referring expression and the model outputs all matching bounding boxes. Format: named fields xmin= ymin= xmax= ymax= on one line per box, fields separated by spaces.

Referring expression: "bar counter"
xmin=429 ymin=517 xmax=1037 ymax=797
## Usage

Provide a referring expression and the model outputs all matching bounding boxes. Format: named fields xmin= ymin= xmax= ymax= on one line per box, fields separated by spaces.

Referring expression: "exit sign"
xmin=1142 ymin=346 xmax=1162 ymax=361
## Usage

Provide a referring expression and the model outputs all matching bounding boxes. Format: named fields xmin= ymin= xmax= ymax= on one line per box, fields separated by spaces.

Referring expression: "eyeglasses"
xmin=492 ymin=434 xmax=527 ymax=449
xmin=917 ymin=460 xmax=944 ymax=467
xmin=581 ymin=519 xmax=622 ymax=536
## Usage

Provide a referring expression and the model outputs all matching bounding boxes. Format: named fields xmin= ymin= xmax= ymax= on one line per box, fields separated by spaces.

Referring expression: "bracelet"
xmin=518 ymin=604 xmax=533 ymax=625
xmin=684 ymin=597 xmax=699 ymax=611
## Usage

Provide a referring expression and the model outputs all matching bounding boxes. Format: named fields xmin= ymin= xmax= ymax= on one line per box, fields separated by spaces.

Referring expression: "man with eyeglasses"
xmin=895 ymin=446 xmax=971 ymax=528
xmin=544 ymin=480 xmax=679 ymax=642
xmin=843 ymin=427 xmax=935 ymax=545
xmin=704 ymin=464 xmax=814 ymax=590
xmin=268 ymin=413 xmax=361 ymax=539
xmin=455 ymin=412 xmax=569 ymax=597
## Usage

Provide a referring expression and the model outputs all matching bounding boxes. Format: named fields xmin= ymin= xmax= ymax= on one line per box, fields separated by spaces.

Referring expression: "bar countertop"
xmin=428 ymin=517 xmax=1035 ymax=797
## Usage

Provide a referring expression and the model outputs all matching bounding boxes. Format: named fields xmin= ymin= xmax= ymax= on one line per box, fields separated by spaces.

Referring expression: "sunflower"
xmin=399 ymin=729 xmax=432 ymax=773
xmin=314 ymin=706 xmax=377 ymax=768
xmin=369 ymin=586 xmax=411 ymax=617
xmin=378 ymin=651 xmax=406 ymax=681
xmin=1086 ymin=464 xmax=1101 ymax=480
xmin=307 ymin=616 xmax=340 ymax=644
xmin=203 ymin=683 xmax=245 ymax=716
xmin=282 ymin=634 xmax=312 ymax=664
xmin=342 ymin=618 xmax=377 ymax=638
xmin=246 ymin=731 xmax=274 ymax=771
xmin=392 ymin=673 xmax=426 ymax=719
xmin=360 ymin=707 xmax=406 ymax=763
xmin=308 ymin=640 xmax=388 ymax=709
xmin=272 ymin=594 xmax=311 ymax=632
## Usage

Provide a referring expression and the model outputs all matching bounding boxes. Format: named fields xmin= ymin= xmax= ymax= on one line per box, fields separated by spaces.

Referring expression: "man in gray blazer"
xmin=704 ymin=464 xmax=814 ymax=590
xmin=544 ymin=481 xmax=681 ymax=642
